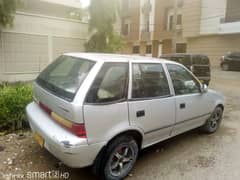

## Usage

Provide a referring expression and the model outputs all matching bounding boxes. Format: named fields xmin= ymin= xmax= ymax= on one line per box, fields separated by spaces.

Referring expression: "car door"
xmin=166 ymin=63 xmax=212 ymax=136
xmin=128 ymin=62 xmax=176 ymax=147
xmin=231 ymin=53 xmax=240 ymax=69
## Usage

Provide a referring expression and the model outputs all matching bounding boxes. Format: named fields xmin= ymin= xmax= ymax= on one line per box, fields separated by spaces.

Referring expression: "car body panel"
xmin=172 ymin=93 xmax=212 ymax=136
xmin=128 ymin=97 xmax=176 ymax=146
xmin=26 ymin=102 xmax=105 ymax=168
xmin=83 ymin=102 xmax=130 ymax=144
xmin=33 ymin=83 xmax=83 ymax=124
xmin=26 ymin=53 xmax=224 ymax=168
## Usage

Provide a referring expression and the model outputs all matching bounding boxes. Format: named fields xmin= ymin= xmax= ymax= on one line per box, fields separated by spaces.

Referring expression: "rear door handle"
xmin=136 ymin=110 xmax=145 ymax=118
xmin=180 ymin=103 xmax=186 ymax=109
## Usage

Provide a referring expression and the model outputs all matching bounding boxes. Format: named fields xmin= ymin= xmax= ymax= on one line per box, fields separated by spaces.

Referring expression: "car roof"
xmin=161 ymin=53 xmax=208 ymax=57
xmin=64 ymin=52 xmax=178 ymax=64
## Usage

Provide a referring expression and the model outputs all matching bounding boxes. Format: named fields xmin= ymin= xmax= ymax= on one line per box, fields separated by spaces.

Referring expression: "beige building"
xmin=120 ymin=0 xmax=186 ymax=57
xmin=0 ymin=0 xmax=88 ymax=82
xmin=120 ymin=0 xmax=240 ymax=66
xmin=185 ymin=0 xmax=240 ymax=66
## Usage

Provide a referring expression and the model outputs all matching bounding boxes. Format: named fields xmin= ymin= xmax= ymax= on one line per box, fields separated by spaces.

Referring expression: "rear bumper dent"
xmin=26 ymin=102 xmax=105 ymax=168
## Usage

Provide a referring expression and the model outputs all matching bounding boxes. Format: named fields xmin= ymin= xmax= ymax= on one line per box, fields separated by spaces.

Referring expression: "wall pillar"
xmin=140 ymin=41 xmax=146 ymax=56
xmin=152 ymin=40 xmax=160 ymax=57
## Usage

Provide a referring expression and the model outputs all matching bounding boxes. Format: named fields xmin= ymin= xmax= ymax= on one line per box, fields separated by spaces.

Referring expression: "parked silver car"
xmin=26 ymin=53 xmax=224 ymax=180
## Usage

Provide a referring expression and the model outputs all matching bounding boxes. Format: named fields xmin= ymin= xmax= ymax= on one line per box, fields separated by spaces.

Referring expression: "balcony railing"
xmin=219 ymin=20 xmax=240 ymax=34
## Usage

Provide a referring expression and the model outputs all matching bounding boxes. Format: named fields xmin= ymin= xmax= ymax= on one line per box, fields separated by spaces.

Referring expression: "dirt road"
xmin=0 ymin=68 xmax=240 ymax=180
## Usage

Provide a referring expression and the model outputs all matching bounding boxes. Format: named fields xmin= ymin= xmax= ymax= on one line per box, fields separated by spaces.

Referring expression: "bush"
xmin=0 ymin=83 xmax=33 ymax=132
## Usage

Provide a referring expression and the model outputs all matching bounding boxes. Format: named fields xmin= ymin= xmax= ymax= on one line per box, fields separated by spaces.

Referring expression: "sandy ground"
xmin=0 ymin=68 xmax=240 ymax=180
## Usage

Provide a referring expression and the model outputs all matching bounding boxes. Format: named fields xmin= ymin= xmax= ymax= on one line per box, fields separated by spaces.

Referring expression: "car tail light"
xmin=38 ymin=102 xmax=87 ymax=138
xmin=39 ymin=102 xmax=51 ymax=115
xmin=71 ymin=124 xmax=87 ymax=138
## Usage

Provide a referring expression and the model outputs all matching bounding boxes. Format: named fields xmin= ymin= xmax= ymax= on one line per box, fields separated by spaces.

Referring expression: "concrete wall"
xmin=182 ymin=0 xmax=201 ymax=38
xmin=200 ymin=0 xmax=226 ymax=35
xmin=154 ymin=0 xmax=174 ymax=40
xmin=162 ymin=39 xmax=172 ymax=54
xmin=121 ymin=0 xmax=140 ymax=42
xmin=187 ymin=34 xmax=240 ymax=67
xmin=0 ymin=12 xmax=88 ymax=82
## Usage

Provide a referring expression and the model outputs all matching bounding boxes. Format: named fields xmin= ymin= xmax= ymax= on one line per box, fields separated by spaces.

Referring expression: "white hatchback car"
xmin=26 ymin=53 xmax=224 ymax=180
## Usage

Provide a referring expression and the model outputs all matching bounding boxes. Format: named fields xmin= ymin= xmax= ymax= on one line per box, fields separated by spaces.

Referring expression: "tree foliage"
xmin=85 ymin=0 xmax=124 ymax=53
xmin=0 ymin=0 xmax=16 ymax=27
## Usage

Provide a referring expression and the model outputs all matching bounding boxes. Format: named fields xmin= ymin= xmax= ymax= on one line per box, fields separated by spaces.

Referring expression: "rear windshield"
xmin=36 ymin=55 xmax=95 ymax=102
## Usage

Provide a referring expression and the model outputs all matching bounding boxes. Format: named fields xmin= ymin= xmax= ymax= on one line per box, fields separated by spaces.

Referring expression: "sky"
xmin=80 ymin=0 xmax=90 ymax=8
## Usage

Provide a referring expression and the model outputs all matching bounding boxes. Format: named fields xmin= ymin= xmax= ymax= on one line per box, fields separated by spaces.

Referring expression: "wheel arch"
xmin=94 ymin=129 xmax=143 ymax=157
xmin=107 ymin=130 xmax=143 ymax=149
xmin=92 ymin=129 xmax=143 ymax=175
xmin=217 ymin=104 xmax=224 ymax=111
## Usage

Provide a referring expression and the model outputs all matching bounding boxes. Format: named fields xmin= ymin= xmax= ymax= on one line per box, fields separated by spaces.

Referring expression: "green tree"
xmin=0 ymin=0 xmax=16 ymax=27
xmin=85 ymin=0 xmax=124 ymax=53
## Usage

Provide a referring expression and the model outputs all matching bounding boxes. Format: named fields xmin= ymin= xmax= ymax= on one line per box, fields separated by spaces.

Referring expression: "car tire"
xmin=221 ymin=64 xmax=229 ymax=71
xmin=93 ymin=136 xmax=139 ymax=180
xmin=201 ymin=106 xmax=223 ymax=134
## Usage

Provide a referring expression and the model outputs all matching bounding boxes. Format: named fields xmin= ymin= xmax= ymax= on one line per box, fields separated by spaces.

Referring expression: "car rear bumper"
xmin=26 ymin=102 xmax=105 ymax=168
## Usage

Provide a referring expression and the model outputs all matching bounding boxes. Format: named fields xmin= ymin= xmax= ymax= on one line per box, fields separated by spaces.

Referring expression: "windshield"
xmin=192 ymin=56 xmax=209 ymax=65
xmin=36 ymin=55 xmax=95 ymax=101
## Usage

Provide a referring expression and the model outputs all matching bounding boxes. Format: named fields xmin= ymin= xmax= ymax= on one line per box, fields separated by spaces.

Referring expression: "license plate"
xmin=33 ymin=132 xmax=44 ymax=147
xmin=199 ymin=80 xmax=204 ymax=83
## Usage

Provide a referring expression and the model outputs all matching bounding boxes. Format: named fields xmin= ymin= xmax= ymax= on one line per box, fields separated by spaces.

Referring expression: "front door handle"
xmin=136 ymin=110 xmax=145 ymax=118
xmin=180 ymin=103 xmax=186 ymax=109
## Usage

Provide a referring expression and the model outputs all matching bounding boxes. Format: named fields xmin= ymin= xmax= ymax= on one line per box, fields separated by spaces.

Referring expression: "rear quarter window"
xmin=86 ymin=63 xmax=129 ymax=104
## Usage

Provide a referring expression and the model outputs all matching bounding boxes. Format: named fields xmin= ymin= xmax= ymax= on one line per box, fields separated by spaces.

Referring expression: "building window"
xmin=146 ymin=45 xmax=152 ymax=54
xmin=177 ymin=14 xmax=182 ymax=25
xmin=176 ymin=43 xmax=187 ymax=53
xmin=166 ymin=8 xmax=182 ymax=31
xmin=168 ymin=15 xmax=174 ymax=31
xmin=122 ymin=20 xmax=131 ymax=36
xmin=133 ymin=46 xmax=140 ymax=54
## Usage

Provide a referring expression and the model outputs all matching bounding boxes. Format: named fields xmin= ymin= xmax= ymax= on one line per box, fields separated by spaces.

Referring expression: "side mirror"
xmin=200 ymin=84 xmax=208 ymax=93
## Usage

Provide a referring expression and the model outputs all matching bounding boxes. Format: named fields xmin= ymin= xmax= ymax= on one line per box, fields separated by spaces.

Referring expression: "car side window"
xmin=167 ymin=64 xmax=201 ymax=95
xmin=132 ymin=63 xmax=170 ymax=99
xmin=86 ymin=63 xmax=128 ymax=103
